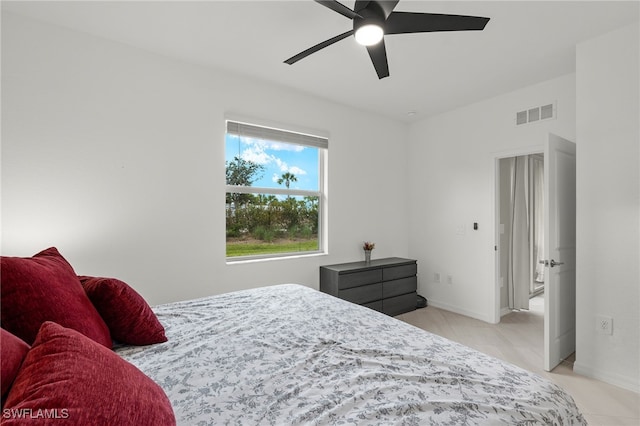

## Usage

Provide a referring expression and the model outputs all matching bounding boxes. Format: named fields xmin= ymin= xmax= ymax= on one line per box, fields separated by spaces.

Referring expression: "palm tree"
xmin=277 ymin=172 xmax=297 ymax=189
xmin=278 ymin=173 xmax=298 ymax=229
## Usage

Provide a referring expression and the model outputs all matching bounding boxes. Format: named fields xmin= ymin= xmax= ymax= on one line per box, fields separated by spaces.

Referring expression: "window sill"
xmin=226 ymin=251 xmax=327 ymax=265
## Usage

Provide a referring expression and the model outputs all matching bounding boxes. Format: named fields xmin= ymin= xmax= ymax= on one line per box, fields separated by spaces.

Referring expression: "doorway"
xmin=498 ymin=153 xmax=545 ymax=314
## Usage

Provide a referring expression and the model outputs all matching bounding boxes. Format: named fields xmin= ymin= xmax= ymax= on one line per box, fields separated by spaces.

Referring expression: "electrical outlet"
xmin=447 ymin=275 xmax=453 ymax=285
xmin=434 ymin=273 xmax=441 ymax=283
xmin=596 ymin=315 xmax=613 ymax=335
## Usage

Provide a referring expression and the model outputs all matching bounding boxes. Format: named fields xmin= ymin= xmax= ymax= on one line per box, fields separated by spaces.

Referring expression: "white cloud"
xmin=274 ymin=158 xmax=287 ymax=172
xmin=241 ymin=146 xmax=272 ymax=165
xmin=237 ymin=137 xmax=307 ymax=178
xmin=274 ymin=159 xmax=307 ymax=176
xmin=239 ymin=137 xmax=304 ymax=152
xmin=288 ymin=166 xmax=307 ymax=176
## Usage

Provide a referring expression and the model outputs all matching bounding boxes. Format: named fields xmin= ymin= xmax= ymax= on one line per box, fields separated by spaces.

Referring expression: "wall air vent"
xmin=516 ymin=102 xmax=556 ymax=126
xmin=540 ymin=103 xmax=554 ymax=120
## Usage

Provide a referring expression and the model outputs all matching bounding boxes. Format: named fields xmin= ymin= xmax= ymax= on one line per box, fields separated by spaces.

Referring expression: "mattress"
xmin=116 ymin=284 xmax=586 ymax=425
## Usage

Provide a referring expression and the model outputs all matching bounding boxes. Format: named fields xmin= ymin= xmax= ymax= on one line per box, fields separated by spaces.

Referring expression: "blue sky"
xmin=225 ymin=134 xmax=319 ymax=191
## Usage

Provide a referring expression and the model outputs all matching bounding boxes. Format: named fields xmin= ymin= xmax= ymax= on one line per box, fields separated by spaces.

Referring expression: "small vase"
xmin=364 ymin=250 xmax=372 ymax=264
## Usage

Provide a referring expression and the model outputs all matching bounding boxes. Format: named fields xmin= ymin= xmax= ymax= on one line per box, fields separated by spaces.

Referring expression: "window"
xmin=225 ymin=119 xmax=327 ymax=260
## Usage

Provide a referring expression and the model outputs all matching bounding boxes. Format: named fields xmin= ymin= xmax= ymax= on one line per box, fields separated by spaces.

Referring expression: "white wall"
xmin=574 ymin=23 xmax=639 ymax=392
xmin=1 ymin=13 xmax=410 ymax=305
xmin=407 ymin=74 xmax=576 ymax=323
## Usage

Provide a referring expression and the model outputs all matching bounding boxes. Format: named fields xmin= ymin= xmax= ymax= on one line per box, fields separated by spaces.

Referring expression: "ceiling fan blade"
xmin=385 ymin=12 xmax=490 ymax=35
xmin=366 ymin=39 xmax=390 ymax=79
xmin=284 ymin=30 xmax=354 ymax=65
xmin=315 ymin=0 xmax=362 ymax=20
xmin=376 ymin=1 xmax=400 ymax=18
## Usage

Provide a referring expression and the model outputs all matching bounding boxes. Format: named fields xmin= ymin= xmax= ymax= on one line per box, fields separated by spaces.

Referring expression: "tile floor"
xmin=396 ymin=298 xmax=640 ymax=425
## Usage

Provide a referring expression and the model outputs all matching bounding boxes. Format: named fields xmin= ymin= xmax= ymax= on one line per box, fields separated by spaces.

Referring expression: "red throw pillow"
xmin=0 ymin=247 xmax=111 ymax=348
xmin=78 ymin=276 xmax=167 ymax=345
xmin=1 ymin=329 xmax=30 ymax=399
xmin=2 ymin=322 xmax=175 ymax=425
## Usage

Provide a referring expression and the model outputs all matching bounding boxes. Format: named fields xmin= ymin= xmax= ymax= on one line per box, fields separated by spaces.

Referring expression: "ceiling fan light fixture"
xmin=355 ymin=24 xmax=384 ymax=46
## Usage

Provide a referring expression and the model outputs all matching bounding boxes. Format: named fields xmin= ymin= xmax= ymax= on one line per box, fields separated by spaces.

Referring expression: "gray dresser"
xmin=320 ymin=257 xmax=417 ymax=316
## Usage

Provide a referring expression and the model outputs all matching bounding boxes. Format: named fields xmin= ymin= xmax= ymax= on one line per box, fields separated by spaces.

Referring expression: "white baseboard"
xmin=500 ymin=307 xmax=512 ymax=317
xmin=573 ymin=361 xmax=640 ymax=393
xmin=427 ymin=298 xmax=495 ymax=324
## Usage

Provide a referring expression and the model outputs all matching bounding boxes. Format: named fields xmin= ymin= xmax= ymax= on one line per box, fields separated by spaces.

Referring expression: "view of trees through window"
xmin=225 ymin=121 xmax=325 ymax=259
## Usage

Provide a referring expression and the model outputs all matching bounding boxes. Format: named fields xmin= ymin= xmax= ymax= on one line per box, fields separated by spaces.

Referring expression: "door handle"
xmin=539 ymin=259 xmax=564 ymax=267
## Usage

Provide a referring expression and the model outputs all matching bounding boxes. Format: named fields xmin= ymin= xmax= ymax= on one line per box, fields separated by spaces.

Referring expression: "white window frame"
xmin=225 ymin=118 xmax=328 ymax=262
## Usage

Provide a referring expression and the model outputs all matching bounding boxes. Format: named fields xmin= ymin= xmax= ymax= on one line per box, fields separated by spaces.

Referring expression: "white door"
xmin=543 ymin=134 xmax=576 ymax=371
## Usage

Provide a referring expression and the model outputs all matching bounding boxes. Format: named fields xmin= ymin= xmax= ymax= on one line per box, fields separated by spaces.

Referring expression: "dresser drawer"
xmin=382 ymin=276 xmax=417 ymax=299
xmin=339 ymin=269 xmax=382 ymax=289
xmin=382 ymin=263 xmax=417 ymax=281
xmin=382 ymin=292 xmax=417 ymax=316
xmin=338 ymin=283 xmax=382 ymax=305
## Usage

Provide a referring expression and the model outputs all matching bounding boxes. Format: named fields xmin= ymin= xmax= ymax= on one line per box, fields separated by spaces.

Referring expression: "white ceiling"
xmin=3 ymin=1 xmax=639 ymax=122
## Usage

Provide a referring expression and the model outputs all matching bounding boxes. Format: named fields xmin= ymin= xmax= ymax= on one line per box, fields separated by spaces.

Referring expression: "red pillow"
xmin=1 ymin=329 xmax=30 ymax=399
xmin=2 ymin=322 xmax=175 ymax=425
xmin=78 ymin=276 xmax=167 ymax=345
xmin=0 ymin=247 xmax=111 ymax=348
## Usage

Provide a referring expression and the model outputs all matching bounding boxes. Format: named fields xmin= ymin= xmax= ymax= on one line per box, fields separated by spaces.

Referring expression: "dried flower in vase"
xmin=363 ymin=242 xmax=375 ymax=251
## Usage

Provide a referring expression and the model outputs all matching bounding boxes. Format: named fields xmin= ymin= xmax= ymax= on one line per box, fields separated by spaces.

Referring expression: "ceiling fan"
xmin=284 ymin=0 xmax=490 ymax=79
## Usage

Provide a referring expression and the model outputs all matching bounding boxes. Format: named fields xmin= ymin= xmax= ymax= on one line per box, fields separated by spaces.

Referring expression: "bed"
xmin=116 ymin=284 xmax=586 ymax=425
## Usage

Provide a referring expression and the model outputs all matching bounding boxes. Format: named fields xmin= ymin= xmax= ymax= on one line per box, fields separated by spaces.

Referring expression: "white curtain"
xmin=507 ymin=156 xmax=531 ymax=310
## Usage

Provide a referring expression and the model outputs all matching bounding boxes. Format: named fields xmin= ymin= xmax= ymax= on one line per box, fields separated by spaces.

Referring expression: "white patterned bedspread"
xmin=116 ymin=284 xmax=586 ymax=425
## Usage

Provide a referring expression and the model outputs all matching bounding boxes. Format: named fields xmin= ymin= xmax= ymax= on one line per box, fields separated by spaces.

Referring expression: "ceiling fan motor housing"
xmin=353 ymin=2 xmax=386 ymax=34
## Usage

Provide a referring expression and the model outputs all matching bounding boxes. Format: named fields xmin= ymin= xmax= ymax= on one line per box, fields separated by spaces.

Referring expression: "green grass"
xmin=226 ymin=239 xmax=318 ymax=257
